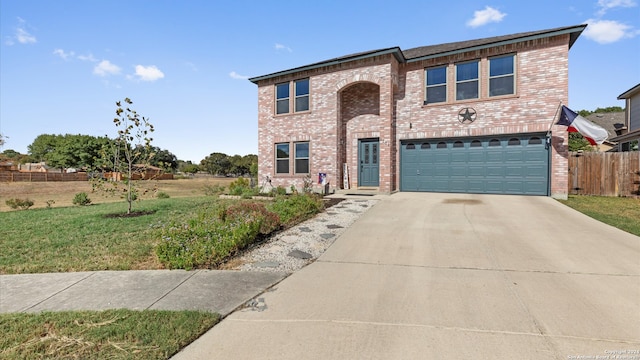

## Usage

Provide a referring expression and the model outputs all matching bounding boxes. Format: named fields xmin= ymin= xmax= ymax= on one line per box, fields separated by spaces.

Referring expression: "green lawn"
xmin=0 ymin=197 xmax=220 ymax=274
xmin=0 ymin=309 xmax=219 ymax=359
xmin=558 ymin=195 xmax=640 ymax=236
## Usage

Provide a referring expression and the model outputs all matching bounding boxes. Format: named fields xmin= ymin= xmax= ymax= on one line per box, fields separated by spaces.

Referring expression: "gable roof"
xmin=618 ymin=83 xmax=640 ymax=99
xmin=249 ymin=24 xmax=587 ymax=84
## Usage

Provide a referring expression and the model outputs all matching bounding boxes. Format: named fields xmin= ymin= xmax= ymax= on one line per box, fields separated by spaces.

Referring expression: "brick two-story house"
xmin=250 ymin=24 xmax=587 ymax=199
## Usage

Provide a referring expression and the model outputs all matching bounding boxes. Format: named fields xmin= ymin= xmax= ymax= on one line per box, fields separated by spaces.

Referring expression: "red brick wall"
xmin=255 ymin=34 xmax=571 ymax=198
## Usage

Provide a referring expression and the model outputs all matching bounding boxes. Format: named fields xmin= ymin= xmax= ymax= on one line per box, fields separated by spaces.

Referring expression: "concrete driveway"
xmin=173 ymin=192 xmax=640 ymax=359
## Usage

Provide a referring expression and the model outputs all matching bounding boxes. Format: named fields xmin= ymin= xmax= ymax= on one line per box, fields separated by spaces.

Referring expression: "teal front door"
xmin=358 ymin=139 xmax=380 ymax=187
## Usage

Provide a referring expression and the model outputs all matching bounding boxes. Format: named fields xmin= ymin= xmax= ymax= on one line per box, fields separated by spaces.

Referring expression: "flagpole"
xmin=546 ymin=101 xmax=563 ymax=139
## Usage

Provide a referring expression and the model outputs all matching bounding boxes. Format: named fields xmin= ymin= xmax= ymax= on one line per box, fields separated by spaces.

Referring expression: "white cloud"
xmin=596 ymin=0 xmax=637 ymax=15
xmin=93 ymin=60 xmax=121 ymax=76
xmin=133 ymin=65 xmax=165 ymax=81
xmin=16 ymin=28 xmax=37 ymax=44
xmin=583 ymin=19 xmax=638 ymax=43
xmin=53 ymin=48 xmax=75 ymax=60
xmin=6 ymin=17 xmax=37 ymax=45
xmin=275 ymin=43 xmax=293 ymax=52
xmin=466 ymin=6 xmax=506 ymax=28
xmin=78 ymin=53 xmax=98 ymax=62
xmin=229 ymin=71 xmax=249 ymax=80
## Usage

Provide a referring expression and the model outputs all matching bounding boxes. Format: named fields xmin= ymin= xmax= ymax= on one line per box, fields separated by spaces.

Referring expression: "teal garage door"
xmin=400 ymin=134 xmax=549 ymax=195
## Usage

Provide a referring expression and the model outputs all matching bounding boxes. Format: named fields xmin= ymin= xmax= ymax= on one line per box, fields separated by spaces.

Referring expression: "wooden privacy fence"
xmin=0 ymin=172 xmax=88 ymax=182
xmin=568 ymin=151 xmax=640 ymax=197
xmin=0 ymin=171 xmax=173 ymax=182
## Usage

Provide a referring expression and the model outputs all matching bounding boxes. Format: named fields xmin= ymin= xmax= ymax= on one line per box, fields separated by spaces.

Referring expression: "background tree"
xmin=93 ymin=98 xmax=155 ymax=214
xmin=178 ymin=160 xmax=200 ymax=174
xmin=27 ymin=134 xmax=58 ymax=163
xmin=27 ymin=134 xmax=112 ymax=170
xmin=568 ymin=132 xmax=593 ymax=152
xmin=137 ymin=145 xmax=178 ymax=171
xmin=0 ymin=133 xmax=5 ymax=148
xmin=200 ymin=152 xmax=231 ymax=176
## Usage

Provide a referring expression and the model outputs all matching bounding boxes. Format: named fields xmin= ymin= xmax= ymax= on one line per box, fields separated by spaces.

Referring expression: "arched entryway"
xmin=337 ymin=81 xmax=381 ymax=189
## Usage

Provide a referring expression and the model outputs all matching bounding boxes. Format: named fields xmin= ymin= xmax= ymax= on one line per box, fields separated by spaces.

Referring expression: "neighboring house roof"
xmin=610 ymin=128 xmax=640 ymax=143
xmin=585 ymin=112 xmax=626 ymax=138
xmin=617 ymin=83 xmax=640 ymax=99
xmin=249 ymin=24 xmax=587 ymax=83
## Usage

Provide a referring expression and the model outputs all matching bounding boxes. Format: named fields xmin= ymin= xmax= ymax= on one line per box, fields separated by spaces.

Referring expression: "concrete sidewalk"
xmin=0 ymin=270 xmax=286 ymax=316
xmin=172 ymin=192 xmax=640 ymax=359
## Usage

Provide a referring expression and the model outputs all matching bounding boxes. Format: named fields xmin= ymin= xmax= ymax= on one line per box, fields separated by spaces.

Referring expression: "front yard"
xmin=1 ymin=190 xmax=637 ymax=360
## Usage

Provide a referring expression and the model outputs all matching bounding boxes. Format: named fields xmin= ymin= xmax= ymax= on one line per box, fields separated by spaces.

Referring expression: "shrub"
xmin=46 ymin=200 xmax=56 ymax=209
xmin=228 ymin=177 xmax=251 ymax=196
xmin=272 ymin=186 xmax=287 ymax=196
xmin=203 ymin=184 xmax=225 ymax=196
xmin=268 ymin=193 xmax=324 ymax=226
xmin=156 ymin=192 xmax=170 ymax=199
xmin=155 ymin=195 xmax=324 ymax=270
xmin=5 ymin=198 xmax=34 ymax=210
xmin=224 ymin=202 xmax=281 ymax=235
xmin=72 ymin=192 xmax=92 ymax=206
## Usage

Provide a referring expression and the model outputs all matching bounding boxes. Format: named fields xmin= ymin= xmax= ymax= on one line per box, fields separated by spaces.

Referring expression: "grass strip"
xmin=558 ymin=195 xmax=640 ymax=236
xmin=0 ymin=309 xmax=219 ymax=359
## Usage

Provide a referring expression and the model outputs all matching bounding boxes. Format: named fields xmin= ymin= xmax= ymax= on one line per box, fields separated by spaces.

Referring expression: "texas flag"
xmin=557 ymin=105 xmax=609 ymax=145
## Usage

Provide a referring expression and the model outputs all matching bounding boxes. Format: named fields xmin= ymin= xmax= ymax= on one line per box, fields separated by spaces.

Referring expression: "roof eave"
xmin=249 ymin=48 xmax=405 ymax=84
xmin=406 ymin=24 xmax=587 ymax=63
xmin=617 ymin=83 xmax=640 ymax=99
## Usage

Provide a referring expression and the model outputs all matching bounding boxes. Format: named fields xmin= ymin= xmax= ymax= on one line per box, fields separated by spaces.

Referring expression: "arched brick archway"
xmin=337 ymin=81 xmax=381 ymax=189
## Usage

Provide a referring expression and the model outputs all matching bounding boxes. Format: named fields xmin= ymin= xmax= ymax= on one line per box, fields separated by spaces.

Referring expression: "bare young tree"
xmin=93 ymin=98 xmax=155 ymax=214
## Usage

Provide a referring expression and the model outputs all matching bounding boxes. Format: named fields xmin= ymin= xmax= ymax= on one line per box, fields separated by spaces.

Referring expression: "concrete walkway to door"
xmin=173 ymin=192 xmax=640 ymax=359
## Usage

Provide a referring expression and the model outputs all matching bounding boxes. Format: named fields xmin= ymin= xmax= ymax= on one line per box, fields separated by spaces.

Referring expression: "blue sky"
xmin=1 ymin=0 xmax=639 ymax=163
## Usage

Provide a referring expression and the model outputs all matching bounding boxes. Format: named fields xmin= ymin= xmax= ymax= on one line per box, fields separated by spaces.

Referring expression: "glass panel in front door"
xmin=364 ymin=144 xmax=369 ymax=164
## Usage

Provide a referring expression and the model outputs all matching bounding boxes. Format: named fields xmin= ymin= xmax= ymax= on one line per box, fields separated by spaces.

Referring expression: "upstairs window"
xmin=276 ymin=83 xmax=290 ymax=114
xmin=276 ymin=79 xmax=310 ymax=115
xmin=295 ymin=79 xmax=310 ymax=112
xmin=425 ymin=66 xmax=447 ymax=104
xmin=275 ymin=143 xmax=290 ymax=173
xmin=489 ymin=55 xmax=515 ymax=97
xmin=456 ymin=61 xmax=479 ymax=100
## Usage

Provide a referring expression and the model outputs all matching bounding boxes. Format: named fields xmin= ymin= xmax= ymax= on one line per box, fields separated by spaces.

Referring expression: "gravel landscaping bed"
xmin=232 ymin=197 xmax=377 ymax=273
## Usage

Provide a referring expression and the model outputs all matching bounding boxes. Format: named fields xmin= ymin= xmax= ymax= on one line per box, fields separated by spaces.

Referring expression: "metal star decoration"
xmin=458 ymin=107 xmax=477 ymax=124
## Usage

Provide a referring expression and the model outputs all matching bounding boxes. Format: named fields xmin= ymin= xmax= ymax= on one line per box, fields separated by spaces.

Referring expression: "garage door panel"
xmin=486 ymin=166 xmax=504 ymax=177
xmin=449 ymin=180 xmax=467 ymax=192
xmin=486 ymin=151 xmax=504 ymax=162
xmin=434 ymin=153 xmax=449 ymax=163
xmin=468 ymin=166 xmax=485 ymax=177
xmin=505 ymin=166 xmax=525 ymax=177
xmin=504 ymin=150 xmax=525 ymax=162
xmin=433 ymin=166 xmax=449 ymax=176
xmin=450 ymin=166 xmax=466 ymax=176
xmin=468 ymin=152 xmax=485 ymax=162
xmin=401 ymin=133 xmax=549 ymax=195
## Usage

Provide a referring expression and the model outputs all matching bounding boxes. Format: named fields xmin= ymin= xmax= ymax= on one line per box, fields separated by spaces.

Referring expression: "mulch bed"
xmin=103 ymin=210 xmax=156 ymax=218
xmin=323 ymin=197 xmax=345 ymax=209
